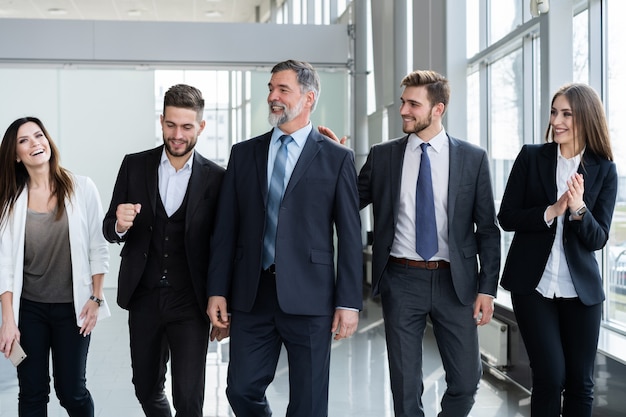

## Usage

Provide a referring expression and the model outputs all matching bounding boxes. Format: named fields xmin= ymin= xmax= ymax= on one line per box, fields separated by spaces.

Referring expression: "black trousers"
xmin=17 ymin=298 xmax=93 ymax=417
xmin=512 ymin=291 xmax=601 ymax=417
xmin=128 ymin=286 xmax=210 ymax=417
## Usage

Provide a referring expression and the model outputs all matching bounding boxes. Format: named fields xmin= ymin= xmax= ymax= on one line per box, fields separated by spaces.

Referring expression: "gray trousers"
xmin=379 ymin=262 xmax=482 ymax=417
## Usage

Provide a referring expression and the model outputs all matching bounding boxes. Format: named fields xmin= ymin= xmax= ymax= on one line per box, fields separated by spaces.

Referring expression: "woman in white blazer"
xmin=0 ymin=117 xmax=110 ymax=417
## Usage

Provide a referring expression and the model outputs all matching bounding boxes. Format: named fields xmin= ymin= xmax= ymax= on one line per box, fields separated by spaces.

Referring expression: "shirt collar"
xmin=271 ymin=122 xmax=312 ymax=149
xmin=408 ymin=127 xmax=447 ymax=153
xmin=160 ymin=148 xmax=194 ymax=171
xmin=557 ymin=145 xmax=584 ymax=164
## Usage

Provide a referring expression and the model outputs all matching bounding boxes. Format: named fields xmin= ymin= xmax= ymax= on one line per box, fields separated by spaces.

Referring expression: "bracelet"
xmin=89 ymin=295 xmax=103 ymax=307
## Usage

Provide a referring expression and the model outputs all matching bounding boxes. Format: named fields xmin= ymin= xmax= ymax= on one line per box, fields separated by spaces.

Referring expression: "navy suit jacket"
xmin=207 ymin=128 xmax=363 ymax=315
xmin=103 ymin=146 xmax=225 ymax=313
xmin=358 ymin=134 xmax=501 ymax=305
xmin=498 ymin=143 xmax=618 ymax=306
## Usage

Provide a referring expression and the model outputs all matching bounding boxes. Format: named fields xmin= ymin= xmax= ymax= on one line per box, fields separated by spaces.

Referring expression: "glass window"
xmin=489 ymin=48 xmax=524 ymax=202
xmin=489 ymin=0 xmax=522 ymax=45
xmin=293 ymin=0 xmax=302 ymax=24
xmin=573 ymin=9 xmax=589 ymax=84
xmin=466 ymin=70 xmax=480 ymax=146
xmin=467 ymin=0 xmax=480 ymax=58
xmin=606 ymin=0 xmax=626 ymax=331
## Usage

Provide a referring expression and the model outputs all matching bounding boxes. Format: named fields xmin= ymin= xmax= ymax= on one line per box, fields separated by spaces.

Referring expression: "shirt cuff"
xmin=336 ymin=306 xmax=360 ymax=312
xmin=543 ymin=208 xmax=554 ymax=227
xmin=115 ymin=221 xmax=127 ymax=238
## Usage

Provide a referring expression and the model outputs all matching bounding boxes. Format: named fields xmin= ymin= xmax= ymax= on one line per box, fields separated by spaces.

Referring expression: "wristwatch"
xmin=575 ymin=204 xmax=587 ymax=217
xmin=89 ymin=295 xmax=103 ymax=307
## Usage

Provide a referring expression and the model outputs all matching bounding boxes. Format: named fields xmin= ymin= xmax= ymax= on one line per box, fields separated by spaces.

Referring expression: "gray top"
xmin=22 ymin=209 xmax=73 ymax=303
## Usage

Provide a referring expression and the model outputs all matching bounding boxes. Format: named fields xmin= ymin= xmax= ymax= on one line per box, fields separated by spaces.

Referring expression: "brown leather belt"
xmin=389 ymin=256 xmax=450 ymax=270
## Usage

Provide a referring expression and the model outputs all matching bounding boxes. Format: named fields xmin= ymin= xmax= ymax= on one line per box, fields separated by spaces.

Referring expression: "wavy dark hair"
xmin=545 ymin=83 xmax=613 ymax=161
xmin=0 ymin=117 xmax=74 ymax=225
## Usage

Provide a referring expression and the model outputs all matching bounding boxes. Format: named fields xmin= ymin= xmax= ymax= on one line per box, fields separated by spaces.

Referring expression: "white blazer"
xmin=0 ymin=174 xmax=111 ymax=326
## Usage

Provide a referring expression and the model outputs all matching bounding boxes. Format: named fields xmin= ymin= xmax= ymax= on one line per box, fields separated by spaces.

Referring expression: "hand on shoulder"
xmin=318 ymin=125 xmax=347 ymax=145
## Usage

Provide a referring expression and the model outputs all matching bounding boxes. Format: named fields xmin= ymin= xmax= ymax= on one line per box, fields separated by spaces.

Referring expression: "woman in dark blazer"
xmin=498 ymin=83 xmax=617 ymax=417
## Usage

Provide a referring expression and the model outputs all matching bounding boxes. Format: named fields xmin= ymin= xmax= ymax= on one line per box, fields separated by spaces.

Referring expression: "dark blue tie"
xmin=262 ymin=135 xmax=293 ymax=269
xmin=415 ymin=142 xmax=438 ymax=260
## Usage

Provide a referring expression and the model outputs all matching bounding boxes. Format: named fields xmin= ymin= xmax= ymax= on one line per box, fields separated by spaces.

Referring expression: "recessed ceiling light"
xmin=47 ymin=8 xmax=68 ymax=16
xmin=205 ymin=10 xmax=223 ymax=17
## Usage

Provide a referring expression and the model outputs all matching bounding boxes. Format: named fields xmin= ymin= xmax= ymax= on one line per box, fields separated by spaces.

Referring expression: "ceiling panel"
xmin=0 ymin=0 xmax=265 ymax=23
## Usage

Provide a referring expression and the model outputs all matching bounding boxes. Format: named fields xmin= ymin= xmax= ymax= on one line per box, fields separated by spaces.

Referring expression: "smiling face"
xmin=15 ymin=121 xmax=51 ymax=170
xmin=160 ymin=106 xmax=205 ymax=163
xmin=550 ymin=94 xmax=577 ymax=157
xmin=267 ymin=69 xmax=314 ymax=134
xmin=399 ymin=85 xmax=443 ymax=140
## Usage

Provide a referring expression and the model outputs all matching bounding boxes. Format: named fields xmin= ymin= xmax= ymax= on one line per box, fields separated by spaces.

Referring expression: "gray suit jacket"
xmin=358 ymin=134 xmax=500 ymax=305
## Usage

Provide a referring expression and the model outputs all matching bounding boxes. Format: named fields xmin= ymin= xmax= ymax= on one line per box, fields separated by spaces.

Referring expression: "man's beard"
xmin=403 ymin=113 xmax=432 ymax=135
xmin=268 ymin=97 xmax=305 ymax=127
xmin=163 ymin=136 xmax=195 ymax=157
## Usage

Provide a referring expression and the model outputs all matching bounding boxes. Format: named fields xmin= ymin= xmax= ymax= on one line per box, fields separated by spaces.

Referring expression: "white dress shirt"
xmin=266 ymin=123 xmax=311 ymax=190
xmin=159 ymin=148 xmax=194 ymax=216
xmin=390 ymin=128 xmax=450 ymax=262
xmin=536 ymin=146 xmax=582 ymax=299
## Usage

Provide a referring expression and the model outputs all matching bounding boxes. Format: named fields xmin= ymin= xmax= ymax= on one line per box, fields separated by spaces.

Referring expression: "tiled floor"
xmin=0 ymin=288 xmax=530 ymax=416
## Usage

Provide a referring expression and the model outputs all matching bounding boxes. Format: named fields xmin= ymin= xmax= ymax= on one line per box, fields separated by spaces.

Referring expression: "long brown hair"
xmin=0 ymin=117 xmax=74 ymax=225
xmin=545 ymin=83 xmax=613 ymax=161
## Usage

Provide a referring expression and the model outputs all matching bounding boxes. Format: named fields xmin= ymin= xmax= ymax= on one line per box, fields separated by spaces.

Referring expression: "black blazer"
xmin=498 ymin=143 xmax=618 ymax=306
xmin=358 ymin=134 xmax=501 ymax=305
xmin=103 ymin=146 xmax=225 ymax=313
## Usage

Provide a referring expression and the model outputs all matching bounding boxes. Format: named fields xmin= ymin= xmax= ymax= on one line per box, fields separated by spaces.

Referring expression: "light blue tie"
xmin=415 ymin=142 xmax=438 ymax=260
xmin=262 ymin=135 xmax=293 ymax=269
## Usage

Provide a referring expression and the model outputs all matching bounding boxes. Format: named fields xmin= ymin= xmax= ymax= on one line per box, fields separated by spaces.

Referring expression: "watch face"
xmin=577 ymin=206 xmax=587 ymax=216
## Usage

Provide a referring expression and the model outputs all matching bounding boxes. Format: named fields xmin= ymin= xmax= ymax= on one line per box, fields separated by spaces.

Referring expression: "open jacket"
xmin=0 ymin=175 xmax=111 ymax=325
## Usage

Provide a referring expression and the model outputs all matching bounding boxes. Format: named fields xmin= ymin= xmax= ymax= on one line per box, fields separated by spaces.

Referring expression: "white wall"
xmin=0 ymin=68 xmax=155 ymax=289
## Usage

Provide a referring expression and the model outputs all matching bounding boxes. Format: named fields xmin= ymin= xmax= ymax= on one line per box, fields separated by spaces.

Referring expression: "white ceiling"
xmin=0 ymin=0 xmax=267 ymax=23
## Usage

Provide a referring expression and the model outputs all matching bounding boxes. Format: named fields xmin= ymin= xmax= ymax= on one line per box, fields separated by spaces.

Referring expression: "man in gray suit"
xmin=323 ymin=69 xmax=500 ymax=417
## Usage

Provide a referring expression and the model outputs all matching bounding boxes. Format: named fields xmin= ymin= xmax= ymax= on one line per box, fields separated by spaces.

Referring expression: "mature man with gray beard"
xmin=207 ymin=60 xmax=363 ymax=417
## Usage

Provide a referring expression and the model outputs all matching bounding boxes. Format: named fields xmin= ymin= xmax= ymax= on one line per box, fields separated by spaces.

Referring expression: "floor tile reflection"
xmin=0 ymin=290 xmax=530 ymax=417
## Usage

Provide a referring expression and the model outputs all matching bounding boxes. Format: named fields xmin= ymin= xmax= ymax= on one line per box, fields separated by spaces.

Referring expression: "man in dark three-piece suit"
xmin=207 ymin=60 xmax=363 ymax=417
xmin=345 ymin=70 xmax=500 ymax=417
xmin=103 ymin=84 xmax=225 ymax=417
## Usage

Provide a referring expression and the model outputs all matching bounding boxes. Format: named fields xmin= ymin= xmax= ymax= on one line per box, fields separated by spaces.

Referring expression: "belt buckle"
xmin=425 ymin=261 xmax=438 ymax=270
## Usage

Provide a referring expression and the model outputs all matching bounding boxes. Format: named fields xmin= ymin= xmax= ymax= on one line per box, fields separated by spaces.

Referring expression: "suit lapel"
xmin=390 ymin=137 xmax=408 ymax=222
xmin=185 ymin=152 xmax=207 ymax=229
xmin=539 ymin=144 xmax=558 ymax=201
xmin=447 ymin=136 xmax=463 ymax=222
xmin=283 ymin=131 xmax=322 ymax=201
xmin=146 ymin=147 xmax=162 ymax=216
xmin=578 ymin=152 xmax=600 ymax=197
xmin=255 ymin=132 xmax=272 ymax=203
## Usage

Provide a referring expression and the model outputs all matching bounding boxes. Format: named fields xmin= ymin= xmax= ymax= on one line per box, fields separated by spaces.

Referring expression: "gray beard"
xmin=267 ymin=98 xmax=305 ymax=127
